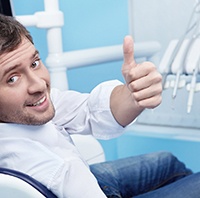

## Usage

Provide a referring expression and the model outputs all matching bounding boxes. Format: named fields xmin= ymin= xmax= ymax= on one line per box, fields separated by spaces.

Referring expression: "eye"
xmin=31 ymin=59 xmax=40 ymax=68
xmin=7 ymin=75 xmax=19 ymax=84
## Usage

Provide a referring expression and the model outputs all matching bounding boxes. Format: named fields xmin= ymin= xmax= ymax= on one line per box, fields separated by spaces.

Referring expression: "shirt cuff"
xmin=88 ymin=80 xmax=126 ymax=140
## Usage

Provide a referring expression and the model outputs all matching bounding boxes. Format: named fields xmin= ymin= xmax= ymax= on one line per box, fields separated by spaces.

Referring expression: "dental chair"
xmin=0 ymin=168 xmax=57 ymax=198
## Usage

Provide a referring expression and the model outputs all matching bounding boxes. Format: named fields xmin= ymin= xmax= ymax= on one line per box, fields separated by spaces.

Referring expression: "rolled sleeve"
xmin=88 ymin=80 xmax=125 ymax=139
xmin=51 ymin=80 xmax=126 ymax=139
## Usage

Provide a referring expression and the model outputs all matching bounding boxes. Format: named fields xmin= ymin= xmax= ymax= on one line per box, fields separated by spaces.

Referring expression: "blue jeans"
xmin=90 ymin=151 xmax=196 ymax=198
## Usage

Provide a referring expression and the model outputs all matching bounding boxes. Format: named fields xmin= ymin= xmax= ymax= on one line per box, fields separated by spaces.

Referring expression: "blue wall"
xmin=12 ymin=0 xmax=128 ymax=92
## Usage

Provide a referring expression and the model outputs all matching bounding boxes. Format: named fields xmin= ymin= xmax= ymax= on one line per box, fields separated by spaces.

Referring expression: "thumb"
xmin=122 ymin=35 xmax=137 ymax=71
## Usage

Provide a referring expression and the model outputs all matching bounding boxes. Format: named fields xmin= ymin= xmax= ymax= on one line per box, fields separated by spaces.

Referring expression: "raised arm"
xmin=110 ymin=35 xmax=162 ymax=127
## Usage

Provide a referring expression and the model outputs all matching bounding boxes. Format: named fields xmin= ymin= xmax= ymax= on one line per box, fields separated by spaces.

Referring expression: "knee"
xmin=157 ymin=151 xmax=176 ymax=160
xmin=149 ymin=151 xmax=176 ymax=161
xmin=156 ymin=151 xmax=193 ymax=174
xmin=152 ymin=151 xmax=184 ymax=166
xmin=155 ymin=151 xmax=178 ymax=160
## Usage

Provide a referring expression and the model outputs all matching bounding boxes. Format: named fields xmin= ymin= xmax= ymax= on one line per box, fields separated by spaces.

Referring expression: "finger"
xmin=123 ymin=35 xmax=137 ymax=70
xmin=135 ymin=93 xmax=162 ymax=109
xmin=132 ymin=82 xmax=162 ymax=102
xmin=127 ymin=62 xmax=161 ymax=89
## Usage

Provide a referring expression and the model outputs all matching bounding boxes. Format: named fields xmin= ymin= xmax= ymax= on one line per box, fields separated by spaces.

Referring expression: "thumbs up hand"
xmin=122 ymin=35 xmax=162 ymax=109
xmin=110 ymin=36 xmax=162 ymax=126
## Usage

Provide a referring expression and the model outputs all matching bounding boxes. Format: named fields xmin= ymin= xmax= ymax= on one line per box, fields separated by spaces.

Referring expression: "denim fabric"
xmin=90 ymin=151 xmax=194 ymax=198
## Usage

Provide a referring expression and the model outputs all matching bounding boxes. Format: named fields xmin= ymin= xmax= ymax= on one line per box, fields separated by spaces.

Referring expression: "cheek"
xmin=0 ymin=90 xmax=25 ymax=123
xmin=0 ymin=89 xmax=25 ymax=109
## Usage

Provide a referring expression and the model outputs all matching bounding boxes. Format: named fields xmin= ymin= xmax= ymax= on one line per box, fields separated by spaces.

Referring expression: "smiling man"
xmin=0 ymin=38 xmax=54 ymax=125
xmin=0 ymin=14 xmax=199 ymax=198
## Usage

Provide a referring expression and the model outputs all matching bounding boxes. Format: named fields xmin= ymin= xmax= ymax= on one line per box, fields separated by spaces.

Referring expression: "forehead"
xmin=0 ymin=38 xmax=36 ymax=67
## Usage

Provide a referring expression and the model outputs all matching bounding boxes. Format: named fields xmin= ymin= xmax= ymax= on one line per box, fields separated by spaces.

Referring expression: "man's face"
xmin=0 ymin=38 xmax=55 ymax=125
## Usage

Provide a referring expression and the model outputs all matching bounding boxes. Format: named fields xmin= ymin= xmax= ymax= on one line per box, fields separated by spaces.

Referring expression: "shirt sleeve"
xmin=51 ymin=159 xmax=107 ymax=198
xmin=51 ymin=80 xmax=125 ymax=139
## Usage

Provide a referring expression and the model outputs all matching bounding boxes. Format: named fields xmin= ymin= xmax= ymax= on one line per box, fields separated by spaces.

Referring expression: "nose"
xmin=27 ymin=72 xmax=46 ymax=94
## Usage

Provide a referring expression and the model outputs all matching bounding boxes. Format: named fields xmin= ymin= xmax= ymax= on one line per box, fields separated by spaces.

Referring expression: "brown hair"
xmin=0 ymin=14 xmax=33 ymax=55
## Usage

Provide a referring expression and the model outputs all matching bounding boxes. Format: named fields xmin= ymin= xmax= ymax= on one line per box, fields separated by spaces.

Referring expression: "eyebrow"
xmin=2 ymin=50 xmax=40 ymax=77
xmin=32 ymin=50 xmax=39 ymax=59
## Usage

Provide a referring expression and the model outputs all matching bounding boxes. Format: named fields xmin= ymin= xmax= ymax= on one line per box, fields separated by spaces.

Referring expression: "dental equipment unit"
xmin=160 ymin=0 xmax=200 ymax=113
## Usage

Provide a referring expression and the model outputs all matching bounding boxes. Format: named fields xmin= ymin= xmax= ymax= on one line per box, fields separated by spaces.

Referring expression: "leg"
xmin=135 ymin=172 xmax=200 ymax=198
xmin=90 ymin=151 xmax=192 ymax=198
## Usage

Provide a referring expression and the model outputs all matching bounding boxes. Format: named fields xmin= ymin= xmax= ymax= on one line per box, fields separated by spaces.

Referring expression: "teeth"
xmin=32 ymin=96 xmax=46 ymax=106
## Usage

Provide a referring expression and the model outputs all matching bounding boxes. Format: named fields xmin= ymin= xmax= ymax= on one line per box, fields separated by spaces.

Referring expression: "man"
xmin=0 ymin=14 xmax=197 ymax=198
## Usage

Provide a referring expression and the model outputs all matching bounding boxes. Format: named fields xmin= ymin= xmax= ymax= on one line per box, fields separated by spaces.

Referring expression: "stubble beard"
xmin=0 ymin=101 xmax=56 ymax=126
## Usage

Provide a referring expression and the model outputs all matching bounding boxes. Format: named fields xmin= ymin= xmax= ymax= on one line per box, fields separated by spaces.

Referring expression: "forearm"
xmin=110 ymin=84 xmax=144 ymax=127
xmin=114 ymin=35 xmax=162 ymax=127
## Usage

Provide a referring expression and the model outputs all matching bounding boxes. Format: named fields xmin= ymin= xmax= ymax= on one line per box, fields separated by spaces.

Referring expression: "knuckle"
xmin=132 ymin=91 xmax=140 ymax=101
xmin=153 ymin=95 xmax=162 ymax=107
xmin=143 ymin=61 xmax=156 ymax=70
xmin=156 ymin=73 xmax=163 ymax=82
xmin=129 ymin=81 xmax=138 ymax=92
xmin=151 ymin=72 xmax=162 ymax=85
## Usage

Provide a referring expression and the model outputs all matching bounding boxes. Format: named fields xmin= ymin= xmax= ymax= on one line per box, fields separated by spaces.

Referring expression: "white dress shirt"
xmin=0 ymin=80 xmax=125 ymax=198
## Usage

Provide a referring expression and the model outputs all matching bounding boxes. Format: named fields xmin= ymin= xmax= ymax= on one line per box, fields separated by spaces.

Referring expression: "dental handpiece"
xmin=187 ymin=63 xmax=199 ymax=113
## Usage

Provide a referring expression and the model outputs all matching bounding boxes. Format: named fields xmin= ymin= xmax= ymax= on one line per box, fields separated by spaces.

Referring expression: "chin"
xmin=21 ymin=109 xmax=55 ymax=125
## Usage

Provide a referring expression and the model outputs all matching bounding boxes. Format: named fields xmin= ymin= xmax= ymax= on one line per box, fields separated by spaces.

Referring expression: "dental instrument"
xmin=171 ymin=39 xmax=190 ymax=99
xmin=172 ymin=33 xmax=200 ymax=99
xmin=187 ymin=58 xmax=199 ymax=113
xmin=162 ymin=1 xmax=200 ymax=89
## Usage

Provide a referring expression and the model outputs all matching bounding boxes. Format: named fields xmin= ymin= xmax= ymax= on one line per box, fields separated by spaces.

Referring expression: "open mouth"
xmin=27 ymin=96 xmax=46 ymax=107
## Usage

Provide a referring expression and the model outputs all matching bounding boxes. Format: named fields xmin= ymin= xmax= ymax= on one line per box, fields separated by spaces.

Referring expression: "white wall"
xmin=132 ymin=0 xmax=194 ymax=58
